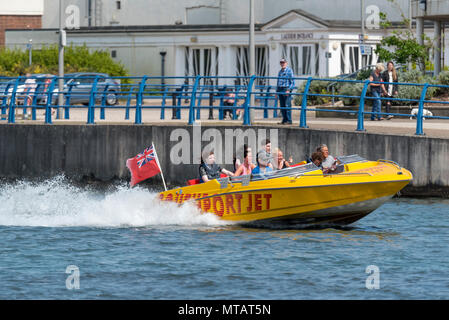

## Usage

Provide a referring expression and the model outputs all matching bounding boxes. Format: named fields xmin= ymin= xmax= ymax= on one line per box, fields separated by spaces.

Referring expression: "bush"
xmin=397 ymin=70 xmax=438 ymax=104
xmin=338 ymin=83 xmax=364 ymax=106
xmin=295 ymin=80 xmax=333 ymax=106
xmin=0 ymin=44 xmax=129 ymax=79
xmin=356 ymin=68 xmax=372 ymax=80
xmin=437 ymin=71 xmax=449 ymax=95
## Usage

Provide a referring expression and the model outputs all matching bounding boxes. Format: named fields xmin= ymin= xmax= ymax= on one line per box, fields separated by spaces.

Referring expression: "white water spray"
xmin=0 ymin=176 xmax=229 ymax=228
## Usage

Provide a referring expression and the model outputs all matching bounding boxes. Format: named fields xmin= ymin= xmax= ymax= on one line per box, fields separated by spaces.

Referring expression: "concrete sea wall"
xmin=0 ymin=123 xmax=448 ymax=197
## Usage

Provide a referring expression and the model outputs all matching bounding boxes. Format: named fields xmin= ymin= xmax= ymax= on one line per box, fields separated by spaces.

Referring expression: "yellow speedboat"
xmin=159 ymin=155 xmax=412 ymax=227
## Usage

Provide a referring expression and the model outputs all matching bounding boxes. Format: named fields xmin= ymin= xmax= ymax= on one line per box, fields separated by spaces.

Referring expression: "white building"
xmin=4 ymin=0 xmax=448 ymax=80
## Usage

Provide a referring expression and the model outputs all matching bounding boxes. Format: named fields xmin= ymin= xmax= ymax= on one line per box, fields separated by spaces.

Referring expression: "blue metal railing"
xmin=1 ymin=74 xmax=449 ymax=136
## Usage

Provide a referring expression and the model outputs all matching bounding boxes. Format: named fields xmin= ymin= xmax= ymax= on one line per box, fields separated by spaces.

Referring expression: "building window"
xmin=341 ymin=44 xmax=375 ymax=74
xmin=184 ymin=47 xmax=219 ymax=85
xmin=282 ymin=44 xmax=319 ymax=76
xmin=234 ymin=46 xmax=269 ymax=86
xmin=111 ymin=50 xmax=117 ymax=58
xmin=116 ymin=1 xmax=121 ymax=10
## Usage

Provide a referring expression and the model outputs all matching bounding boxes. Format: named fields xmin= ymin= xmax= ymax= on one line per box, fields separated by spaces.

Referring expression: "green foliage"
xmin=397 ymin=70 xmax=438 ymax=104
xmin=356 ymin=68 xmax=372 ymax=80
xmin=338 ymin=83 xmax=364 ymax=106
xmin=295 ymin=80 xmax=332 ymax=106
xmin=375 ymin=1 xmax=431 ymax=69
xmin=0 ymin=44 xmax=129 ymax=79
xmin=436 ymin=71 xmax=449 ymax=95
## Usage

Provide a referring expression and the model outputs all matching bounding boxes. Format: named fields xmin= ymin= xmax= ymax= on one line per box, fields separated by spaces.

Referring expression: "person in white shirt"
xmin=381 ymin=61 xmax=399 ymax=120
xmin=317 ymin=144 xmax=336 ymax=170
xmin=23 ymin=73 xmax=37 ymax=120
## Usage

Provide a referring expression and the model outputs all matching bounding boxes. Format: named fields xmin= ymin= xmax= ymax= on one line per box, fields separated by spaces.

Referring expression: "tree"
xmin=374 ymin=0 xmax=431 ymax=71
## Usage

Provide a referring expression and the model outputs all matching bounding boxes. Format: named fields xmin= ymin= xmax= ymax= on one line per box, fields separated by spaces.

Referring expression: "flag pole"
xmin=152 ymin=142 xmax=167 ymax=191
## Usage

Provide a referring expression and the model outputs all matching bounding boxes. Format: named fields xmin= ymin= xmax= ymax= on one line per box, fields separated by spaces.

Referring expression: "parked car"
xmin=1 ymin=73 xmax=121 ymax=106
xmin=53 ymin=72 xmax=121 ymax=106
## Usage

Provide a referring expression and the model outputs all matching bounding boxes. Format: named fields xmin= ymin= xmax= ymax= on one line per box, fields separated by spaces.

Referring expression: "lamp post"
xmin=27 ymin=39 xmax=32 ymax=66
xmin=58 ymin=0 xmax=65 ymax=119
xmin=249 ymin=0 xmax=255 ymax=123
xmin=160 ymin=51 xmax=167 ymax=87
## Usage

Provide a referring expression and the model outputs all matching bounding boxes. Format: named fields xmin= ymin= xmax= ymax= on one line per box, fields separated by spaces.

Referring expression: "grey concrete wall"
xmin=0 ymin=123 xmax=448 ymax=196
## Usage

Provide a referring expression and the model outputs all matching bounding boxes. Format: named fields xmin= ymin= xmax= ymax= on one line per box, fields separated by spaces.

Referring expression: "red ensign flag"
xmin=126 ymin=145 xmax=161 ymax=187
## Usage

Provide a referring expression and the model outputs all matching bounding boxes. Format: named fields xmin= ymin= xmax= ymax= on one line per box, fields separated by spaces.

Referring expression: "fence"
xmin=1 ymin=74 xmax=449 ymax=135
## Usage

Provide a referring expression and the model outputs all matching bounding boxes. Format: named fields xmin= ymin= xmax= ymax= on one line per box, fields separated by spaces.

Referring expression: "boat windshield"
xmin=336 ymin=154 xmax=366 ymax=164
xmin=215 ymin=155 xmax=366 ymax=188
xmin=228 ymin=162 xmax=320 ymax=185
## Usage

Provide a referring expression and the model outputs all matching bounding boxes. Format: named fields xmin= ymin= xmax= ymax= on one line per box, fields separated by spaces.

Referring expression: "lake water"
xmin=0 ymin=177 xmax=448 ymax=299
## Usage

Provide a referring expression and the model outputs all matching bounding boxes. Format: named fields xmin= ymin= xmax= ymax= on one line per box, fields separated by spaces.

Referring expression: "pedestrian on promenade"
xmin=276 ymin=58 xmax=295 ymax=125
xmin=23 ymin=73 xmax=37 ymax=120
xmin=223 ymin=88 xmax=235 ymax=120
xmin=381 ymin=61 xmax=399 ymax=120
xmin=369 ymin=63 xmax=385 ymax=121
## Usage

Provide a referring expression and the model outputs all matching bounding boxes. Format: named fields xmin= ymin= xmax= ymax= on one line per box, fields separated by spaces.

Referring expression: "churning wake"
xmin=0 ymin=176 xmax=229 ymax=228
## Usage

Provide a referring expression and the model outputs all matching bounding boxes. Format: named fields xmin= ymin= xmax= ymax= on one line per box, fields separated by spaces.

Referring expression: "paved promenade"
xmin=2 ymin=102 xmax=449 ymax=139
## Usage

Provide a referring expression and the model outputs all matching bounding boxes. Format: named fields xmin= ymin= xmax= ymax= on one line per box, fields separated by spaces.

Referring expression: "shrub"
xmin=295 ymin=79 xmax=333 ymax=106
xmin=338 ymin=82 xmax=364 ymax=106
xmin=436 ymin=71 xmax=449 ymax=95
xmin=397 ymin=70 xmax=438 ymax=104
xmin=0 ymin=44 xmax=129 ymax=80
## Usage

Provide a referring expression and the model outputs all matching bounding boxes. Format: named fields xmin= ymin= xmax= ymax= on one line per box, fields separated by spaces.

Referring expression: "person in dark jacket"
xmin=199 ymin=150 xmax=234 ymax=183
xmin=369 ymin=63 xmax=385 ymax=121
xmin=381 ymin=61 xmax=399 ymax=120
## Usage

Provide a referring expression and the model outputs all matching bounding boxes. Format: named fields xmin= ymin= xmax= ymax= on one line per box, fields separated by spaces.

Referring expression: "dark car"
xmin=54 ymin=72 xmax=121 ymax=105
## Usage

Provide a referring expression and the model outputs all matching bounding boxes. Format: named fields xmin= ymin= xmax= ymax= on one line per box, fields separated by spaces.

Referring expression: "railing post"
xmin=8 ymin=77 xmax=21 ymax=124
xmin=263 ymin=86 xmax=271 ymax=119
xmin=189 ymin=76 xmax=200 ymax=125
xmin=208 ymin=82 xmax=214 ymax=120
xmin=160 ymin=84 xmax=167 ymax=120
xmin=64 ymin=81 xmax=73 ymax=120
xmin=100 ymin=84 xmax=110 ymax=120
xmin=87 ymin=76 xmax=99 ymax=124
xmin=218 ymin=85 xmax=227 ymax=120
xmin=44 ymin=78 xmax=56 ymax=124
xmin=175 ymin=85 xmax=184 ymax=120
xmin=1 ymin=85 xmax=9 ymax=120
xmin=125 ymin=86 xmax=134 ymax=120
xmin=272 ymin=89 xmax=278 ymax=118
xmin=299 ymin=77 xmax=312 ymax=128
xmin=243 ymin=75 xmax=256 ymax=126
xmin=135 ymin=76 xmax=147 ymax=124
xmin=356 ymin=80 xmax=371 ymax=132
xmin=416 ymin=83 xmax=429 ymax=136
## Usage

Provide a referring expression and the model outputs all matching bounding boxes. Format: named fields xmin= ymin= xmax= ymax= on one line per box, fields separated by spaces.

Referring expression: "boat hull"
xmin=159 ymin=160 xmax=412 ymax=226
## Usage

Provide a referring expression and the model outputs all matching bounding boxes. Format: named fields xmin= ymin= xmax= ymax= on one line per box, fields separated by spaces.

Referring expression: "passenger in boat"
xmin=256 ymin=139 xmax=274 ymax=171
xmin=233 ymin=144 xmax=251 ymax=172
xmin=274 ymin=148 xmax=291 ymax=170
xmin=252 ymin=161 xmax=273 ymax=175
xmin=311 ymin=151 xmax=324 ymax=168
xmin=317 ymin=144 xmax=336 ymax=170
xmin=234 ymin=148 xmax=256 ymax=176
xmin=199 ymin=151 xmax=234 ymax=183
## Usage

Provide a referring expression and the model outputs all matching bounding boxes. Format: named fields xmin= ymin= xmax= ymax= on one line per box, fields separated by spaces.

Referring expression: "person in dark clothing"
xmin=199 ymin=150 xmax=234 ymax=183
xmin=381 ymin=61 xmax=399 ymax=120
xmin=223 ymin=88 xmax=235 ymax=120
xmin=369 ymin=63 xmax=385 ymax=121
